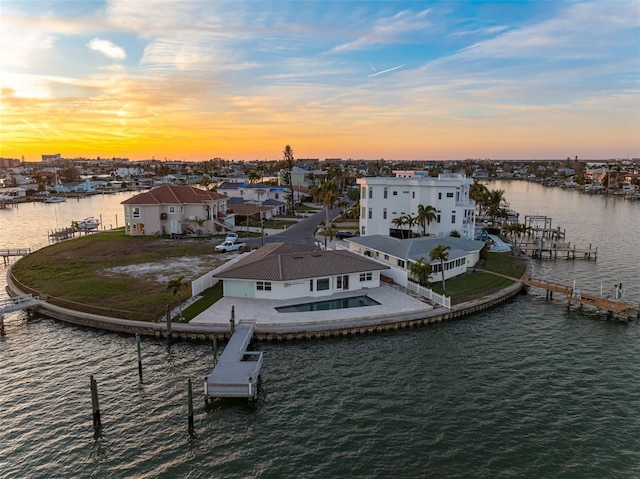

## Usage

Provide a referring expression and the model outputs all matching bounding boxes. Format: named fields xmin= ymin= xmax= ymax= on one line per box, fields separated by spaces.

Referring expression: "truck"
xmin=215 ymin=241 xmax=246 ymax=252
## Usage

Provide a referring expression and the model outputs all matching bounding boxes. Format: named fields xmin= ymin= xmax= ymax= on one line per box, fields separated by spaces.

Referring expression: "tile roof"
xmin=215 ymin=242 xmax=389 ymax=281
xmin=121 ymin=184 xmax=226 ymax=205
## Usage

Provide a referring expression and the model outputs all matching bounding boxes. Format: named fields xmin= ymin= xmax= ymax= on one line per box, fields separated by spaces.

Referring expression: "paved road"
xmin=245 ymin=207 xmax=340 ymax=247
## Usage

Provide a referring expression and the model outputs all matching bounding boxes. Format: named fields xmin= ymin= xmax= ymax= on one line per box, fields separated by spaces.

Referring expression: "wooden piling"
xmin=212 ymin=335 xmax=218 ymax=367
xmin=90 ymin=375 xmax=101 ymax=429
xmin=166 ymin=305 xmax=172 ymax=339
xmin=136 ymin=334 xmax=143 ymax=381
xmin=187 ymin=378 xmax=194 ymax=434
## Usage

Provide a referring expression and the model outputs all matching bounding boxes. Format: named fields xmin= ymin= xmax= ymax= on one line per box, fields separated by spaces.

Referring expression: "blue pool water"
xmin=276 ymin=295 xmax=381 ymax=312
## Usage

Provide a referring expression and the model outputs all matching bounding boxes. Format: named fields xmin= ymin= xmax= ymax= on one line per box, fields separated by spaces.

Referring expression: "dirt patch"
xmin=101 ymin=255 xmax=226 ymax=284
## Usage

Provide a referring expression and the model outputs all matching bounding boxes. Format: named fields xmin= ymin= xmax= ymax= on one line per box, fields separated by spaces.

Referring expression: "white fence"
xmin=406 ymin=281 xmax=451 ymax=309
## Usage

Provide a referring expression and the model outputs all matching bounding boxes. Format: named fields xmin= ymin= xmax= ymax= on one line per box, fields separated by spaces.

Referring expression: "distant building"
xmin=357 ymin=173 xmax=476 ymax=239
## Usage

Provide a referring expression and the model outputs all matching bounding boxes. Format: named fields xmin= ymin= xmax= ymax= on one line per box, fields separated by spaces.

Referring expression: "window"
xmin=361 ymin=207 xmax=366 ymax=219
xmin=257 ymin=281 xmax=272 ymax=291
xmin=438 ymin=192 xmax=442 ymax=200
xmin=383 ymin=208 xmax=387 ymax=220
xmin=446 ymin=192 xmax=454 ymax=198
xmin=361 ymin=187 xmax=366 ymax=198
xmin=317 ymin=278 xmax=330 ymax=291
xmin=398 ymin=259 xmax=405 ymax=268
xmin=337 ymin=275 xmax=349 ymax=290
xmin=393 ymin=191 xmax=398 ymax=196
xmin=452 ymin=214 xmax=456 ymax=223
xmin=437 ymin=214 xmax=441 ymax=223
xmin=360 ymin=272 xmax=373 ymax=281
xmin=309 ymin=279 xmax=314 ymax=291
xmin=369 ymin=188 xmax=372 ymax=199
xmin=168 ymin=206 xmax=176 ymax=214
xmin=412 ymin=192 xmax=415 ymax=198
xmin=384 ymin=187 xmax=388 ymax=199
xmin=132 ymin=207 xmax=141 ymax=219
xmin=384 ymin=254 xmax=389 ymax=260
xmin=368 ymin=208 xmax=372 ymax=219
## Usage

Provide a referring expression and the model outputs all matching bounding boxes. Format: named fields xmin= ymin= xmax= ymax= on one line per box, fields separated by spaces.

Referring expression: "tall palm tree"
xmin=403 ymin=214 xmax=417 ymax=238
xmin=416 ymin=204 xmax=437 ymax=236
xmin=167 ymin=275 xmax=186 ymax=320
xmin=321 ymin=180 xmax=338 ymax=250
xmin=430 ymin=245 xmax=450 ymax=291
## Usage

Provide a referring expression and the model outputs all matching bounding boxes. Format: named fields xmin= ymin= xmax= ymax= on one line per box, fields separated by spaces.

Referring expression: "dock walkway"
xmin=523 ymin=276 xmax=638 ymax=320
xmin=0 ymin=248 xmax=30 ymax=265
xmin=205 ymin=320 xmax=263 ymax=400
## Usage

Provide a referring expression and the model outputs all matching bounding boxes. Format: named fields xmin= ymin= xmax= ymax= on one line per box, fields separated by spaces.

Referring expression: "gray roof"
xmin=347 ymin=235 xmax=485 ymax=263
xmin=215 ymin=242 xmax=389 ymax=281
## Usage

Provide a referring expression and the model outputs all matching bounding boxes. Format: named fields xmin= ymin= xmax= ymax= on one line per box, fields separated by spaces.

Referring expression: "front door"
xmin=170 ymin=220 xmax=179 ymax=234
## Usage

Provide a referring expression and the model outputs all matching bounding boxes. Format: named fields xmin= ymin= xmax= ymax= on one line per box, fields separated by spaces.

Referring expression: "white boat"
xmin=74 ymin=217 xmax=101 ymax=230
xmin=44 ymin=195 xmax=66 ymax=203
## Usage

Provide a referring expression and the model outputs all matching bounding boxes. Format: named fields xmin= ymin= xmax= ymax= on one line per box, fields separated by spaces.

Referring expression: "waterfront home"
xmin=342 ymin=235 xmax=485 ymax=287
xmin=213 ymin=242 xmax=390 ymax=300
xmin=357 ymin=173 xmax=476 ymax=240
xmin=122 ymin=184 xmax=232 ymax=236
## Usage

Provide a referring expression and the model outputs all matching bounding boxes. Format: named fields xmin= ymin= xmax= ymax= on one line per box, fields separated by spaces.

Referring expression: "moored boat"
xmin=74 ymin=217 xmax=101 ymax=230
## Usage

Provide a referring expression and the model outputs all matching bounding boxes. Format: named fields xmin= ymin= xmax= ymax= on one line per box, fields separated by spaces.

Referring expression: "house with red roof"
xmin=121 ymin=184 xmax=233 ymax=236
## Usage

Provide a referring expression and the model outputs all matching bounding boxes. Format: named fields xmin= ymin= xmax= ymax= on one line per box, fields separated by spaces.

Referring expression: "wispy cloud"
xmin=88 ymin=38 xmax=126 ymax=60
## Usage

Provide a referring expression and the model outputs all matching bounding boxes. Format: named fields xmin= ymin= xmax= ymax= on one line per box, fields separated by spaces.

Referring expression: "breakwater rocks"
xmin=6 ymin=268 xmax=525 ymax=342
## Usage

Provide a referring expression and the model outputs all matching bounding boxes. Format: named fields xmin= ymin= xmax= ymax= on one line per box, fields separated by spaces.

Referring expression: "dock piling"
xmin=188 ymin=378 xmax=194 ymax=434
xmin=136 ymin=334 xmax=143 ymax=381
xmin=90 ymin=375 xmax=101 ymax=430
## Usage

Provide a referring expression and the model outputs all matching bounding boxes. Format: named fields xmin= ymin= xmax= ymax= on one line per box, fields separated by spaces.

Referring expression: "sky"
xmin=1 ymin=1 xmax=639 ymax=162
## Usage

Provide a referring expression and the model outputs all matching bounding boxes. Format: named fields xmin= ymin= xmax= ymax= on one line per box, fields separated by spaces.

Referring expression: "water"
xmin=1 ymin=183 xmax=639 ymax=478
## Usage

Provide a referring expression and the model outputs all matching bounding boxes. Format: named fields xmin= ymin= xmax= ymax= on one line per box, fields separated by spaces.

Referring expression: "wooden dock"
xmin=0 ymin=248 xmax=31 ymax=265
xmin=518 ymin=241 xmax=597 ymax=260
xmin=205 ymin=320 xmax=263 ymax=400
xmin=523 ymin=276 xmax=638 ymax=320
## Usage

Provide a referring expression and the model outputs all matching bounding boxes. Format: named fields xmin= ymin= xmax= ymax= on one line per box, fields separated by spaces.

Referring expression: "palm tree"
xmin=416 ymin=204 xmax=437 ymax=236
xmin=403 ymin=214 xmax=417 ymax=238
xmin=409 ymin=257 xmax=432 ymax=286
xmin=321 ymin=180 xmax=338 ymax=250
xmin=167 ymin=275 xmax=186 ymax=320
xmin=391 ymin=216 xmax=405 ymax=238
xmin=430 ymin=245 xmax=450 ymax=291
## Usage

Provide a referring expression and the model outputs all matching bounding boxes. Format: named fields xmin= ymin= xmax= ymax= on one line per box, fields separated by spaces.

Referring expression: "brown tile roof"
xmin=121 ymin=184 xmax=226 ymax=205
xmin=215 ymin=242 xmax=389 ymax=281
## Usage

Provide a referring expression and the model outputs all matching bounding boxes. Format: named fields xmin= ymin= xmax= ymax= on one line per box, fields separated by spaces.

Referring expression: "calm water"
xmin=1 ymin=183 xmax=639 ymax=478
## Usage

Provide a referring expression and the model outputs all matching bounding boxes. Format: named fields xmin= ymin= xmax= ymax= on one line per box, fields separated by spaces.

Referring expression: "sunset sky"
xmin=1 ymin=1 xmax=639 ymax=162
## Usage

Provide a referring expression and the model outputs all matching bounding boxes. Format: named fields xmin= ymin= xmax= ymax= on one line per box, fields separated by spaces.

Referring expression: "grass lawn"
xmin=11 ymin=229 xmax=230 ymax=322
xmin=429 ymin=253 xmax=527 ymax=304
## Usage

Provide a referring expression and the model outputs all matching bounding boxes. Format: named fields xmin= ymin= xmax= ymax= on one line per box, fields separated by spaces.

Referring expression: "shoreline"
xmin=5 ymin=265 xmax=526 ymax=341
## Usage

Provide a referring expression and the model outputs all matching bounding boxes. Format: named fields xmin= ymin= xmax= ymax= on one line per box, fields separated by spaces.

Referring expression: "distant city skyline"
xmin=1 ymin=1 xmax=638 ymax=162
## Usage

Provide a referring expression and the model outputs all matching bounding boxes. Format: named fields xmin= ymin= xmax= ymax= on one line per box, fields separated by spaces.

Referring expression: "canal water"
xmin=0 ymin=183 xmax=639 ymax=478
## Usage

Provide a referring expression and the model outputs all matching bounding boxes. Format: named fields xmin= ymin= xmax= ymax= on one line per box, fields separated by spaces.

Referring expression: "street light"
xmin=256 ymin=189 xmax=266 ymax=245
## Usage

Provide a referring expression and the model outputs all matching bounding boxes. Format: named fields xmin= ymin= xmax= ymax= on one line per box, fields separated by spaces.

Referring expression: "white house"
xmin=343 ymin=235 xmax=485 ymax=287
xmin=214 ymin=242 xmax=390 ymax=300
xmin=122 ymin=184 xmax=232 ymax=236
xmin=357 ymin=173 xmax=476 ymax=239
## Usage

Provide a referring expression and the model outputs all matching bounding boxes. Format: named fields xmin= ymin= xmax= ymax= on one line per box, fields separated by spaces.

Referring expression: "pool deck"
xmin=190 ymin=285 xmax=434 ymax=333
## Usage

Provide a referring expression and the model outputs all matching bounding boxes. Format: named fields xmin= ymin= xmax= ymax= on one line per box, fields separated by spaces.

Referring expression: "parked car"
xmin=225 ymin=233 xmax=239 ymax=243
xmin=336 ymin=231 xmax=356 ymax=240
xmin=215 ymin=241 xmax=246 ymax=252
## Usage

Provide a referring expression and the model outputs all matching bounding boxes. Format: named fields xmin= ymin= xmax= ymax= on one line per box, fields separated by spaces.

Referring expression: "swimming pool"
xmin=276 ymin=295 xmax=381 ymax=313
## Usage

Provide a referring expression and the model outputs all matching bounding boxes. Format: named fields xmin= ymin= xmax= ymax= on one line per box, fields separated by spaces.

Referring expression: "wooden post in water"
xmin=166 ymin=305 xmax=172 ymax=339
xmin=204 ymin=376 xmax=209 ymax=404
xmin=212 ymin=335 xmax=218 ymax=367
xmin=230 ymin=305 xmax=235 ymax=333
xmin=0 ymin=312 xmax=5 ymax=336
xmin=136 ymin=334 xmax=143 ymax=381
xmin=188 ymin=378 xmax=194 ymax=434
xmin=90 ymin=375 xmax=101 ymax=429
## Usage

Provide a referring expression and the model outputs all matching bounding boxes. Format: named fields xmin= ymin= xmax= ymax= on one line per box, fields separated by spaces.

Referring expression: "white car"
xmin=225 ymin=233 xmax=239 ymax=243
